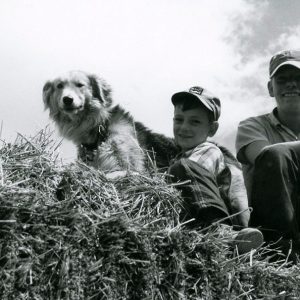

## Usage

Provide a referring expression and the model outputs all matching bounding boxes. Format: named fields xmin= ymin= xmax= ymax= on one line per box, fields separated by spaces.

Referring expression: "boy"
xmin=236 ymin=50 xmax=300 ymax=259
xmin=168 ymin=86 xmax=263 ymax=254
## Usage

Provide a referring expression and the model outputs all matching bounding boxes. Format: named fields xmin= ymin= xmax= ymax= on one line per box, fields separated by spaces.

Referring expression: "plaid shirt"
xmin=175 ymin=142 xmax=226 ymax=179
xmin=170 ymin=141 xmax=249 ymax=226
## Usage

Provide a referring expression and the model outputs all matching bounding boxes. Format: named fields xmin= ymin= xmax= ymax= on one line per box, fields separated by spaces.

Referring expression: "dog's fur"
xmin=43 ymin=71 xmax=178 ymax=174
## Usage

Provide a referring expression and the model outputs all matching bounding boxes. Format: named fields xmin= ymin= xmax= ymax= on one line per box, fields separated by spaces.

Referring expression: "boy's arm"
xmin=227 ymin=163 xmax=250 ymax=227
xmin=193 ymin=143 xmax=250 ymax=226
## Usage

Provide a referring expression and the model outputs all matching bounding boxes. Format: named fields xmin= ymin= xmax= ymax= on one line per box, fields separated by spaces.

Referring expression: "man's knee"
xmin=255 ymin=144 xmax=291 ymax=170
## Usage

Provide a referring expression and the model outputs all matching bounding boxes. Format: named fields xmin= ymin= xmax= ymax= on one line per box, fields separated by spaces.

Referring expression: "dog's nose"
xmin=63 ymin=96 xmax=73 ymax=106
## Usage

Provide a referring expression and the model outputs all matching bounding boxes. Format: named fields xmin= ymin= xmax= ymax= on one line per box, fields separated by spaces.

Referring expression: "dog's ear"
xmin=42 ymin=81 xmax=53 ymax=109
xmin=88 ymin=75 xmax=113 ymax=107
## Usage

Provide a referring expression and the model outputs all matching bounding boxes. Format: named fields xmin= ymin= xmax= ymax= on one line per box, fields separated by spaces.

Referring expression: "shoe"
xmin=233 ymin=227 xmax=264 ymax=254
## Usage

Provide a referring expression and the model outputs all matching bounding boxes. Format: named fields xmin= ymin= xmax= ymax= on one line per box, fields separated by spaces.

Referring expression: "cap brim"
xmin=270 ymin=61 xmax=300 ymax=78
xmin=171 ymin=92 xmax=213 ymax=112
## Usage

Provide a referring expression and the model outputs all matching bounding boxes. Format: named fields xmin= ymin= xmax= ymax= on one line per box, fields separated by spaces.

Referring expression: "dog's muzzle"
xmin=61 ymin=96 xmax=83 ymax=112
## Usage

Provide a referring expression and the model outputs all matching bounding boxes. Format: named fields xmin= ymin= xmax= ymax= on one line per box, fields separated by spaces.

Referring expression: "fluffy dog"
xmin=42 ymin=71 xmax=178 ymax=175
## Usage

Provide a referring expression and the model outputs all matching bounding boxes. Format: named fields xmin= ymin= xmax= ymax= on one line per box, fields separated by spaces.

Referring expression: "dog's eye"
xmin=76 ymin=83 xmax=84 ymax=88
xmin=57 ymin=83 xmax=64 ymax=89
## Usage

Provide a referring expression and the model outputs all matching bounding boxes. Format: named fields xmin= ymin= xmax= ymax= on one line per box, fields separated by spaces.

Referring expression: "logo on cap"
xmin=189 ymin=86 xmax=204 ymax=96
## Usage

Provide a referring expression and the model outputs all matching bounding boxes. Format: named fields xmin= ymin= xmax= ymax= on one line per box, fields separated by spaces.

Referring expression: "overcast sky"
xmin=1 ymin=0 xmax=300 ymax=161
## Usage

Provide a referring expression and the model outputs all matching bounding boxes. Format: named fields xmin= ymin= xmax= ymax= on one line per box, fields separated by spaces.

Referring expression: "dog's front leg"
xmin=106 ymin=170 xmax=139 ymax=180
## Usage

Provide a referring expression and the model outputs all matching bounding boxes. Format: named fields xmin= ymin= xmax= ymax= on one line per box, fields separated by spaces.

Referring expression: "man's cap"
xmin=269 ymin=49 xmax=300 ymax=78
xmin=171 ymin=86 xmax=221 ymax=121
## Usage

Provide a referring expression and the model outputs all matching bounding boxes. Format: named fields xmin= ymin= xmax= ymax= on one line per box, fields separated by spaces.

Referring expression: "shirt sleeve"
xmin=235 ymin=117 xmax=269 ymax=163
xmin=188 ymin=143 xmax=226 ymax=177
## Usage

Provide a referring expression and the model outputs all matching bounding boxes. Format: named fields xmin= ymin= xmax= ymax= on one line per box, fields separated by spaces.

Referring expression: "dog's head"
xmin=43 ymin=71 xmax=113 ymax=141
xmin=43 ymin=71 xmax=112 ymax=119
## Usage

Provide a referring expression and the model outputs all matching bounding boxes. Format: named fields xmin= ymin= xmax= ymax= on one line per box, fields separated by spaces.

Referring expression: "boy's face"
xmin=268 ymin=65 xmax=300 ymax=114
xmin=173 ymin=104 xmax=216 ymax=151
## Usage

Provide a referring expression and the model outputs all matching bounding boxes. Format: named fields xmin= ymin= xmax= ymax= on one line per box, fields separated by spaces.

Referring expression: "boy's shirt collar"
xmin=176 ymin=141 xmax=212 ymax=158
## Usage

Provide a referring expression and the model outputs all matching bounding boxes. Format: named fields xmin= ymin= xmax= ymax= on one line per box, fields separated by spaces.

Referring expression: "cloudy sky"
xmin=1 ymin=0 xmax=300 ymax=161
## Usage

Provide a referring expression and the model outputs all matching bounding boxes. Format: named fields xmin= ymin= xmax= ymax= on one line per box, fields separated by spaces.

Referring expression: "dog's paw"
xmin=106 ymin=170 xmax=139 ymax=180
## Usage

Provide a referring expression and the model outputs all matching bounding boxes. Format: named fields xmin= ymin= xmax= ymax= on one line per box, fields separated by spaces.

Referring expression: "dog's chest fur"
xmin=78 ymin=114 xmax=146 ymax=173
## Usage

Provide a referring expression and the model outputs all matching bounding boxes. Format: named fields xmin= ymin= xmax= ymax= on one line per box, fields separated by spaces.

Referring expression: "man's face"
xmin=173 ymin=105 xmax=214 ymax=151
xmin=269 ymin=65 xmax=300 ymax=114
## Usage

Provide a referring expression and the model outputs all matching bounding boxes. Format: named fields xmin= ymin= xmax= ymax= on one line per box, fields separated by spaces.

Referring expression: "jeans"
xmin=168 ymin=158 xmax=231 ymax=228
xmin=250 ymin=142 xmax=300 ymax=242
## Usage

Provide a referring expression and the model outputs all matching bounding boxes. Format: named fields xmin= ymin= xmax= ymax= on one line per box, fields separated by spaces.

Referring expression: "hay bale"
xmin=0 ymin=128 xmax=300 ymax=299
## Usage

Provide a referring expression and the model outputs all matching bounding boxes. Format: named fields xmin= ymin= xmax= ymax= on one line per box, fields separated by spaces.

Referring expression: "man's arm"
xmin=243 ymin=140 xmax=270 ymax=165
xmin=236 ymin=116 xmax=270 ymax=165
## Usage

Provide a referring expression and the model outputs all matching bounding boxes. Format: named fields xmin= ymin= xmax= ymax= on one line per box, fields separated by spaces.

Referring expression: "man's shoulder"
xmin=238 ymin=112 xmax=272 ymax=129
xmin=236 ymin=111 xmax=275 ymax=161
xmin=240 ymin=112 xmax=270 ymax=123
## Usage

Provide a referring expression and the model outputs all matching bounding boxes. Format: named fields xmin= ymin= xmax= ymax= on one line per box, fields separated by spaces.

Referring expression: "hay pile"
xmin=0 ymin=128 xmax=300 ymax=300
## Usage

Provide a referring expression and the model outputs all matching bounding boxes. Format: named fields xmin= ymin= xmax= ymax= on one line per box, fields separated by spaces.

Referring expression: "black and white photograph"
xmin=1 ymin=0 xmax=300 ymax=299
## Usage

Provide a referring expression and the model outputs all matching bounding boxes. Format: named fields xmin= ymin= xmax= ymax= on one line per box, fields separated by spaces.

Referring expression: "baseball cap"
xmin=171 ymin=86 xmax=221 ymax=121
xmin=269 ymin=49 xmax=300 ymax=78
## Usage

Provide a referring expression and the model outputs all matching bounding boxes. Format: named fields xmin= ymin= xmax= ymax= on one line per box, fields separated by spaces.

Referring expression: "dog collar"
xmin=81 ymin=122 xmax=109 ymax=151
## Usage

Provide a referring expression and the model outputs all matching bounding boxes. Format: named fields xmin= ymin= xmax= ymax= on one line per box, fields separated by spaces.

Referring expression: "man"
xmin=236 ymin=50 xmax=300 ymax=256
